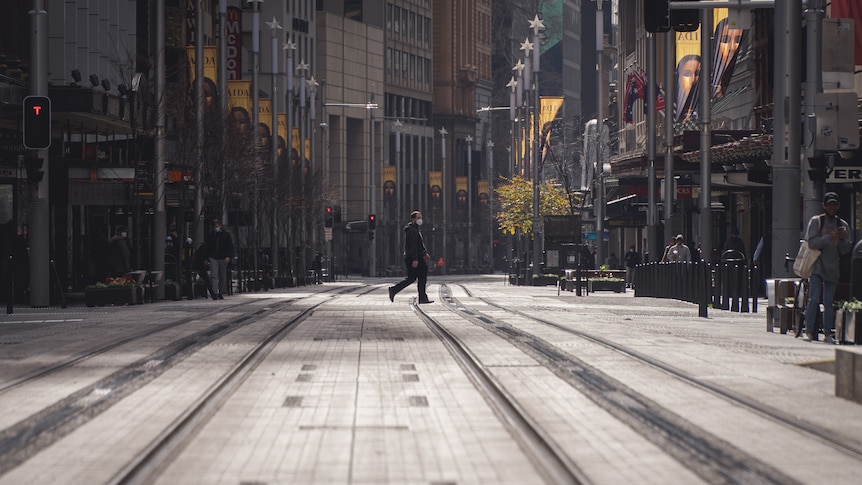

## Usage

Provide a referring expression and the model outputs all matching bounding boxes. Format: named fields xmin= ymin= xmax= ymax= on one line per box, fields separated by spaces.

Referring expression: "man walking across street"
xmin=205 ymin=219 xmax=234 ymax=299
xmin=389 ymin=210 xmax=433 ymax=304
xmin=804 ymin=192 xmax=851 ymax=344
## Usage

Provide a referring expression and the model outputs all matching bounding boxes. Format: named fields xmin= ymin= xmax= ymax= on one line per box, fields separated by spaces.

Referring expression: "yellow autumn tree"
xmin=494 ymin=175 xmax=572 ymax=236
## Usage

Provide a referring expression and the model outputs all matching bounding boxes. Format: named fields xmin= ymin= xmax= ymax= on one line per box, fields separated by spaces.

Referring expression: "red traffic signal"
xmin=23 ymin=95 xmax=52 ymax=150
xmin=368 ymin=213 xmax=376 ymax=230
xmin=324 ymin=206 xmax=333 ymax=227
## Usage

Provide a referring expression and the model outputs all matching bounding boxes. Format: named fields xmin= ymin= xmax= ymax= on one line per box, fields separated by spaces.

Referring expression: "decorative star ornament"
xmin=266 ymin=16 xmax=282 ymax=30
xmin=439 ymin=127 xmax=448 ymax=137
xmin=307 ymin=75 xmax=319 ymax=91
xmin=296 ymin=60 xmax=310 ymax=74
xmin=466 ymin=135 xmax=473 ymax=144
xmin=512 ymin=60 xmax=525 ymax=76
xmin=487 ymin=140 xmax=494 ymax=148
xmin=283 ymin=39 xmax=297 ymax=52
xmin=520 ymin=37 xmax=533 ymax=54
xmin=506 ymin=76 xmax=518 ymax=91
xmin=529 ymin=15 xmax=545 ymax=36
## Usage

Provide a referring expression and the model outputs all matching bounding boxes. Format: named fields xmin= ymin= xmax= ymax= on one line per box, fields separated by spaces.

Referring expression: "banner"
xmin=383 ymin=166 xmax=397 ymax=203
xmin=675 ymin=27 xmax=701 ymax=122
xmin=227 ymin=80 xmax=252 ymax=133
xmin=186 ymin=46 xmax=218 ymax=85
xmin=429 ymin=171 xmax=442 ymax=208
xmin=711 ymin=9 xmax=746 ymax=99
xmin=455 ymin=176 xmax=468 ymax=210
xmin=477 ymin=179 xmax=489 ymax=210
xmin=540 ymin=96 xmax=564 ymax=164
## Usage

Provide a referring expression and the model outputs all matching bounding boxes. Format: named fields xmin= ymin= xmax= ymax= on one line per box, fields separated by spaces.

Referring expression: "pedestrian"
xmin=108 ymin=225 xmax=132 ymax=277
xmin=724 ymin=229 xmax=745 ymax=256
xmin=312 ymin=252 xmax=323 ymax=284
xmin=624 ymin=245 xmax=640 ymax=288
xmin=193 ymin=241 xmax=217 ymax=300
xmin=607 ymin=252 xmax=619 ymax=270
xmin=803 ymin=192 xmax=851 ymax=344
xmin=663 ymin=234 xmax=691 ymax=262
xmin=204 ymin=219 xmax=234 ymax=299
xmin=388 ymin=210 xmax=433 ymax=304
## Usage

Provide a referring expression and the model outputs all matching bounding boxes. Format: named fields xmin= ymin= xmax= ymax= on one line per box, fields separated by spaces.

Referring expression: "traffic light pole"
xmin=28 ymin=0 xmax=49 ymax=307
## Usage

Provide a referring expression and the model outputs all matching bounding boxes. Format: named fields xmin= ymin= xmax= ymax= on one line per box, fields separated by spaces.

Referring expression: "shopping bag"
xmin=793 ymin=240 xmax=821 ymax=278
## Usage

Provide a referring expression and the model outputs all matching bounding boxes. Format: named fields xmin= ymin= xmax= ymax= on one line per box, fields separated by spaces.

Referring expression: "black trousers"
xmin=391 ymin=257 xmax=429 ymax=301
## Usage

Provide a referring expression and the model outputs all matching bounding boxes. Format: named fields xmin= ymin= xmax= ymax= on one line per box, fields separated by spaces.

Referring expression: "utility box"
xmin=814 ymin=91 xmax=859 ymax=151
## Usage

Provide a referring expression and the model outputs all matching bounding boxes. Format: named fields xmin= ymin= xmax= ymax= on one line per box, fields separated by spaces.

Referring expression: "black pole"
xmin=6 ymin=256 xmax=13 ymax=314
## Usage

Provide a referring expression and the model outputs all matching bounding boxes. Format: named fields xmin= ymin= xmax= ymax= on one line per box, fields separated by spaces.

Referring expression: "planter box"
xmin=838 ymin=310 xmax=861 ymax=344
xmin=589 ymin=280 xmax=626 ymax=293
xmin=532 ymin=276 xmax=558 ymax=286
xmin=164 ymin=284 xmax=182 ymax=301
xmin=85 ymin=286 xmax=142 ymax=307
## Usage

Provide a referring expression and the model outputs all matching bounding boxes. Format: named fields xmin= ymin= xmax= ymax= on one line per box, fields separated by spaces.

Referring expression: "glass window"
xmin=386 ymin=4 xmax=392 ymax=32
xmin=424 ymin=18 xmax=430 ymax=44
xmin=394 ymin=6 xmax=400 ymax=33
xmin=402 ymin=51 xmax=408 ymax=79
xmin=410 ymin=12 xmax=416 ymax=41
xmin=417 ymin=15 xmax=422 ymax=45
xmin=410 ymin=54 xmax=415 ymax=81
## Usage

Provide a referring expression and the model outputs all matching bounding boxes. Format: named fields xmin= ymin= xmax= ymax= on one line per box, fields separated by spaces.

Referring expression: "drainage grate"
xmin=400 ymin=364 xmax=416 ymax=371
xmin=283 ymin=396 xmax=303 ymax=407
xmin=301 ymin=364 xmax=318 ymax=371
xmin=296 ymin=374 xmax=313 ymax=382
xmin=408 ymin=395 xmax=429 ymax=407
xmin=402 ymin=374 xmax=420 ymax=382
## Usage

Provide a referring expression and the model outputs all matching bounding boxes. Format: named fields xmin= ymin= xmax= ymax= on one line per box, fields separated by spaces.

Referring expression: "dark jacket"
xmin=205 ymin=228 xmax=234 ymax=260
xmin=108 ymin=234 xmax=131 ymax=276
xmin=403 ymin=222 xmax=428 ymax=261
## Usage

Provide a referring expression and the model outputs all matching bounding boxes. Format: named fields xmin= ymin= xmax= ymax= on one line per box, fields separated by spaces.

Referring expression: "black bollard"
xmin=6 ymin=255 xmax=12 ymax=314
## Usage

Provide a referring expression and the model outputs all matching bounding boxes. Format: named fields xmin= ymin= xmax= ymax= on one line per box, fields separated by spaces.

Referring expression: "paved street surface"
xmin=1 ymin=274 xmax=860 ymax=484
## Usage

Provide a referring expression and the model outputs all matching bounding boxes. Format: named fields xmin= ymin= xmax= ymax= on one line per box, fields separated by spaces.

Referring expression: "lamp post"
xmin=512 ymin=61 xmax=524 ymax=177
xmin=296 ymin=59 xmax=309 ymax=276
xmin=595 ymin=0 xmax=605 ymax=270
xmin=487 ymin=139 xmax=494 ymax=272
xmin=283 ymin=40 xmax=295 ymax=278
xmin=248 ymin=0 xmax=262 ymax=286
xmin=267 ymin=16 xmax=282 ymax=282
xmin=439 ymin=127 xmax=448 ymax=275
xmin=529 ymin=14 xmax=544 ymax=281
xmin=394 ymin=119 xmax=403 ymax=236
xmin=308 ymin=75 xmax=319 ymax=260
xmin=466 ymin=134 xmax=473 ymax=269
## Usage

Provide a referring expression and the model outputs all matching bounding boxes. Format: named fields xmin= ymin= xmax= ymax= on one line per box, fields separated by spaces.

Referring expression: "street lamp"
xmin=466 ymin=134 xmax=473 ymax=269
xmin=394 ymin=119 xmax=404 ymax=229
xmin=439 ymin=127 xmax=448 ymax=275
xmin=487 ymin=139 xmax=495 ymax=272
xmin=266 ymin=15 xmax=282 ymax=281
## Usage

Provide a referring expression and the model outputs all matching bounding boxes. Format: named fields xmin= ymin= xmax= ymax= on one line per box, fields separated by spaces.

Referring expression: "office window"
xmin=394 ymin=6 xmax=400 ymax=33
xmin=410 ymin=54 xmax=416 ymax=81
xmin=402 ymin=51 xmax=408 ymax=79
xmin=417 ymin=15 xmax=423 ymax=45
xmin=424 ymin=18 xmax=430 ymax=44
xmin=386 ymin=4 xmax=392 ymax=32
xmin=410 ymin=12 xmax=416 ymax=41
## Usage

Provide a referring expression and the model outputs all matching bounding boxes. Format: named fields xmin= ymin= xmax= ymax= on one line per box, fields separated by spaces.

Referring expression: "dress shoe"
xmin=418 ymin=299 xmax=434 ymax=304
xmin=388 ymin=287 xmax=395 ymax=302
xmin=211 ymin=295 xmax=218 ymax=300
xmin=218 ymin=294 xmax=224 ymax=300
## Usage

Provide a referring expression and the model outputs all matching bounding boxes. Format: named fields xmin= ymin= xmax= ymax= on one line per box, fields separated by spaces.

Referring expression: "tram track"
xmin=454 ymin=283 xmax=862 ymax=463
xmin=410 ymin=296 xmax=590 ymax=485
xmin=432 ymin=284 xmax=810 ymax=485
xmin=0 ymin=285 xmax=363 ymax=479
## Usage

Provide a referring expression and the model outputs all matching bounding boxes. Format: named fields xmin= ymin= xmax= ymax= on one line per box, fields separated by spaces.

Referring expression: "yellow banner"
xmin=304 ymin=138 xmax=311 ymax=161
xmin=477 ymin=179 xmax=489 ymax=209
xmin=383 ymin=166 xmax=396 ymax=203
xmin=455 ymin=176 xmax=468 ymax=210
xmin=258 ymin=98 xmax=272 ymax=134
xmin=429 ymin=171 xmax=442 ymax=208
xmin=277 ymin=114 xmax=287 ymax=145
xmin=186 ymin=46 xmax=218 ymax=85
xmin=292 ymin=127 xmax=300 ymax=153
xmin=227 ymin=80 xmax=251 ymax=112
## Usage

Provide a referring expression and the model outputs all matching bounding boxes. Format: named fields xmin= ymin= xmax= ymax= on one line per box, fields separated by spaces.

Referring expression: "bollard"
xmin=6 ymin=255 xmax=12 ymax=314
xmin=698 ymin=259 xmax=709 ymax=318
xmin=851 ymin=240 xmax=862 ymax=301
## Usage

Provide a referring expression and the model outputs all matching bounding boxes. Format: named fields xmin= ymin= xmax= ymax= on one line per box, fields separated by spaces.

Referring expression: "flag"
xmin=832 ymin=0 xmax=862 ymax=66
xmin=639 ymin=68 xmax=666 ymax=113
xmin=623 ymin=72 xmax=639 ymax=124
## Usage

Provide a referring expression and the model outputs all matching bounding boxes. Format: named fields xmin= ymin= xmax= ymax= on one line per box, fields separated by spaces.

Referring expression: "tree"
xmin=494 ymin=175 xmax=573 ymax=236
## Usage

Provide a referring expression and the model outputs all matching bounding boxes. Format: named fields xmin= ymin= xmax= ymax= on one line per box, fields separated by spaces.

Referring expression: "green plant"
xmin=599 ymin=264 xmax=610 ymax=272
xmin=592 ymin=276 xmax=624 ymax=282
xmin=785 ymin=297 xmax=795 ymax=306
xmin=842 ymin=299 xmax=862 ymax=312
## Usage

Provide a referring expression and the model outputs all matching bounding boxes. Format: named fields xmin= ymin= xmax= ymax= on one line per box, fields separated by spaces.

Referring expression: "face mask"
xmin=415 ymin=218 xmax=423 ymax=226
xmin=121 ymin=232 xmax=127 ymax=238
xmin=214 ymin=227 xmax=221 ymax=232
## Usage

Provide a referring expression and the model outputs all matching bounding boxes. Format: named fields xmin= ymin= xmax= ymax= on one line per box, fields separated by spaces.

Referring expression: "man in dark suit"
xmin=388 ymin=210 xmax=433 ymax=304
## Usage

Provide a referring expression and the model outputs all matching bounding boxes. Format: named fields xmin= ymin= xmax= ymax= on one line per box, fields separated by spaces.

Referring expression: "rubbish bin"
xmin=852 ymin=240 xmax=862 ymax=301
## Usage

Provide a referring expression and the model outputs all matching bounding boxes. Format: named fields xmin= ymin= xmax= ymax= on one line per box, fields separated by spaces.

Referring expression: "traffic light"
xmin=368 ymin=213 xmax=376 ymax=231
xmin=324 ymin=206 xmax=333 ymax=227
xmin=23 ymin=95 xmax=52 ymax=150
xmin=672 ymin=1 xmax=700 ymax=32
xmin=644 ymin=0 xmax=670 ymax=33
